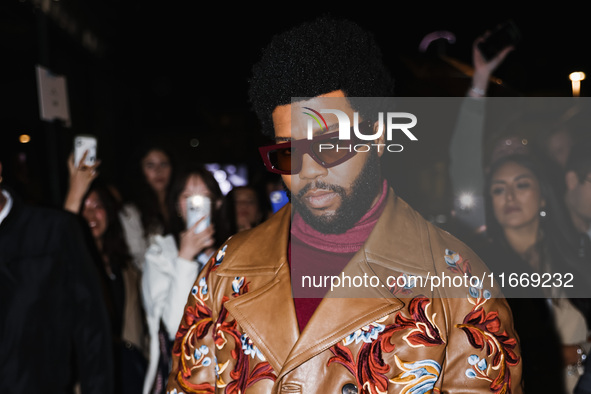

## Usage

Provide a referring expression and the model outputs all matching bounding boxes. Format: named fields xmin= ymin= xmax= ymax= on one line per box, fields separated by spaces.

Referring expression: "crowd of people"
xmin=1 ymin=15 xmax=591 ymax=394
xmin=65 ymin=145 xmax=271 ymax=393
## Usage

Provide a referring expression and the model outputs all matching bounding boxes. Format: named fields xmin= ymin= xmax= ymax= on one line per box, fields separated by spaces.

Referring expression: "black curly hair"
xmin=248 ymin=16 xmax=395 ymax=138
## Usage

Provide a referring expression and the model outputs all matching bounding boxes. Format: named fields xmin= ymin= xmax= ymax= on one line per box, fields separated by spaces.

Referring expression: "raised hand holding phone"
xmin=63 ymin=146 xmax=101 ymax=213
xmin=179 ymin=195 xmax=215 ymax=261
xmin=476 ymin=20 xmax=521 ymax=62
xmin=74 ymin=135 xmax=98 ymax=168
xmin=186 ymin=195 xmax=211 ymax=233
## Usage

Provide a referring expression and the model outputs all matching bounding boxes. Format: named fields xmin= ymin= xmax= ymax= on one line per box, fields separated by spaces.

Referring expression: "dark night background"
xmin=1 ymin=1 xmax=589 ymax=220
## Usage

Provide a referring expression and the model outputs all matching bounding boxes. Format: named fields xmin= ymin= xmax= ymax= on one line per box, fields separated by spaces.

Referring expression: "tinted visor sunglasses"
xmin=258 ymin=120 xmax=374 ymax=175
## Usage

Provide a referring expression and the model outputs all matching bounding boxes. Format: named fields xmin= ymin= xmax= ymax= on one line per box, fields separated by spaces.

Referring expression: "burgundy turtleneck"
xmin=288 ymin=180 xmax=388 ymax=332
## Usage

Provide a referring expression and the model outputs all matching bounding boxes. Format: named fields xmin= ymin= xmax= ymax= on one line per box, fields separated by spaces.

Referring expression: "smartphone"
xmin=186 ymin=195 xmax=211 ymax=233
xmin=270 ymin=190 xmax=289 ymax=213
xmin=74 ymin=135 xmax=97 ymax=167
xmin=477 ymin=20 xmax=521 ymax=61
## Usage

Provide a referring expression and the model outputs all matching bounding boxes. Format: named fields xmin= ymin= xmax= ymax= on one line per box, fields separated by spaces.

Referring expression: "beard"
xmin=289 ymin=151 xmax=382 ymax=234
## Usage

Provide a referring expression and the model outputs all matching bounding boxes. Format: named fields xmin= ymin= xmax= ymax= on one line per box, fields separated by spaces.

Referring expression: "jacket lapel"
xmin=278 ymin=189 xmax=432 ymax=379
xmin=218 ymin=189 xmax=435 ymax=380
xmin=217 ymin=206 xmax=300 ymax=373
xmin=278 ymin=262 xmax=405 ymax=380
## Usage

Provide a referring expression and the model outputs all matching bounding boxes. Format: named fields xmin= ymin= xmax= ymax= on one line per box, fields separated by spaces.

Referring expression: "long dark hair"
xmin=166 ymin=163 xmax=233 ymax=249
xmin=483 ymin=152 xmax=591 ymax=294
xmin=122 ymin=143 xmax=175 ymax=237
xmin=81 ymin=179 xmax=132 ymax=271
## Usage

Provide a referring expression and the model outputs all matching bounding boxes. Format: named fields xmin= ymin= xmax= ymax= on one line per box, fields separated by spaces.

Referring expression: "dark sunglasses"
xmin=258 ymin=120 xmax=373 ymax=175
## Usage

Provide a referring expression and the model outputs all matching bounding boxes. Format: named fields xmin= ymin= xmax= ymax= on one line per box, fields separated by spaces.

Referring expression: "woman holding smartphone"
xmin=64 ymin=153 xmax=148 ymax=394
xmin=119 ymin=144 xmax=175 ymax=272
xmin=141 ymin=163 xmax=232 ymax=394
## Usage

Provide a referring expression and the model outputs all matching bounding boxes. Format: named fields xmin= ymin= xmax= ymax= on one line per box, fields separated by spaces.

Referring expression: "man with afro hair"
xmin=166 ymin=16 xmax=522 ymax=394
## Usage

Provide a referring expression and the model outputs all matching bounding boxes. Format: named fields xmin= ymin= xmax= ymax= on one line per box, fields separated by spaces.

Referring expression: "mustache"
xmin=296 ymin=180 xmax=345 ymax=199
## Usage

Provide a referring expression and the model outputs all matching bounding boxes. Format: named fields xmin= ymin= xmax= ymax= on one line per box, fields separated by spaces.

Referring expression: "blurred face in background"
xmin=142 ymin=149 xmax=172 ymax=193
xmin=566 ymin=170 xmax=591 ymax=230
xmin=490 ymin=160 xmax=545 ymax=232
xmin=234 ymin=187 xmax=262 ymax=229
xmin=177 ymin=174 xmax=214 ymax=224
xmin=546 ymin=128 xmax=573 ymax=168
xmin=82 ymin=190 xmax=108 ymax=239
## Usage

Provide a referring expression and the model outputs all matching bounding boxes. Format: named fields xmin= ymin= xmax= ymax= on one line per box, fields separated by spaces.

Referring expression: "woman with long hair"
xmin=119 ymin=144 xmax=175 ymax=272
xmin=477 ymin=151 xmax=591 ymax=393
xmin=141 ymin=163 xmax=232 ymax=394
xmin=64 ymin=153 xmax=148 ymax=393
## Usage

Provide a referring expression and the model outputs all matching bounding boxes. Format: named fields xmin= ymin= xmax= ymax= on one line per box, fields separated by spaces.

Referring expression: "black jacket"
xmin=0 ymin=189 xmax=114 ymax=393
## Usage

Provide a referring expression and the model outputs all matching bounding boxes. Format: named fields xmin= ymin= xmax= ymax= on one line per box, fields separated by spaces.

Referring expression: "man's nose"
xmin=298 ymin=153 xmax=327 ymax=180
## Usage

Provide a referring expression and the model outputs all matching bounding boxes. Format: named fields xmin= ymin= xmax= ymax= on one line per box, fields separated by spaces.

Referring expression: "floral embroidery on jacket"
xmin=172 ymin=267 xmax=216 ymax=392
xmin=212 ymin=244 xmax=227 ymax=272
xmin=465 ymin=354 xmax=489 ymax=380
xmin=343 ymin=316 xmax=387 ymax=345
xmin=328 ymin=296 xmax=443 ymax=394
xmin=388 ymin=272 xmax=417 ymax=296
xmin=448 ymin=250 xmax=520 ymax=393
xmin=170 ymin=244 xmax=277 ymax=393
xmin=390 ymin=355 xmax=441 ymax=394
xmin=393 ymin=297 xmax=444 ymax=348
xmin=240 ymin=333 xmax=266 ymax=361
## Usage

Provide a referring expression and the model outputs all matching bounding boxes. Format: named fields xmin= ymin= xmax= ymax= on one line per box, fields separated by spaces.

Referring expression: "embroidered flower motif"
xmin=467 ymin=276 xmax=492 ymax=300
xmin=444 ymin=249 xmax=492 ymax=302
xmin=193 ymin=345 xmax=212 ymax=367
xmin=212 ymin=244 xmax=227 ymax=270
xmin=393 ymin=297 xmax=444 ymax=348
xmin=454 ymin=248 xmax=520 ymax=393
xmin=240 ymin=333 xmax=266 ymax=361
xmin=389 ymin=272 xmax=416 ymax=296
xmin=213 ymin=303 xmax=276 ymax=392
xmin=170 ymin=257 xmax=275 ymax=393
xmin=465 ymin=354 xmax=489 ymax=380
xmin=191 ymin=277 xmax=209 ymax=301
xmin=232 ymin=276 xmax=245 ymax=295
xmin=328 ymin=301 xmax=444 ymax=394
xmin=390 ymin=355 xmax=441 ymax=394
xmin=444 ymin=249 xmax=472 ymax=277
xmin=444 ymin=249 xmax=460 ymax=266
xmin=343 ymin=317 xmax=387 ymax=345
xmin=214 ymin=356 xmax=229 ymax=388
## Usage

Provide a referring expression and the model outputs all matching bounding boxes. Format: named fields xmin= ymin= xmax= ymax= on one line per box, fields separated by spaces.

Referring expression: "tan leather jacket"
xmin=166 ymin=189 xmax=522 ymax=393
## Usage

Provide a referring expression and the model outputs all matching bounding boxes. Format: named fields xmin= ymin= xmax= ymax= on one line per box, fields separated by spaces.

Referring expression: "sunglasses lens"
xmin=262 ymin=122 xmax=370 ymax=174
xmin=268 ymin=146 xmax=295 ymax=173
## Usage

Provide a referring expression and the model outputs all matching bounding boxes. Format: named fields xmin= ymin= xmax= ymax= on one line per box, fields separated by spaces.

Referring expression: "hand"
xmin=470 ymin=33 xmax=514 ymax=96
xmin=63 ymin=151 xmax=101 ymax=213
xmin=178 ymin=217 xmax=216 ymax=261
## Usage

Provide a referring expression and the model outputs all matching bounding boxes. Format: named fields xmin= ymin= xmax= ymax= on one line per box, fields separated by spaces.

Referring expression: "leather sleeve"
xmin=430 ymin=240 xmax=523 ymax=393
xmin=437 ymin=293 xmax=523 ymax=393
xmin=165 ymin=248 xmax=222 ymax=393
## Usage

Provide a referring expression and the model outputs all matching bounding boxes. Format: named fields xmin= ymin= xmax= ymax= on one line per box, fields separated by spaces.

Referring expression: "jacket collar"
xmin=217 ymin=188 xmax=431 ymax=376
